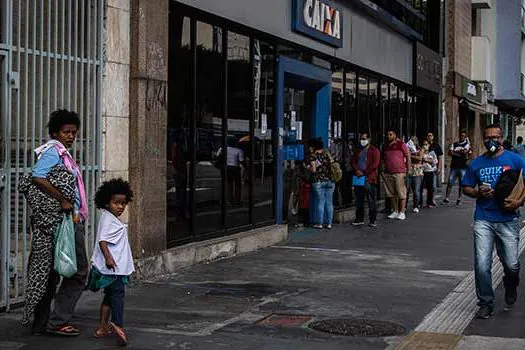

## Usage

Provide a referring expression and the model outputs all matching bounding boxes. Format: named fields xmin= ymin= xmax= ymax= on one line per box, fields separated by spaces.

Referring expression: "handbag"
xmin=54 ymin=214 xmax=78 ymax=278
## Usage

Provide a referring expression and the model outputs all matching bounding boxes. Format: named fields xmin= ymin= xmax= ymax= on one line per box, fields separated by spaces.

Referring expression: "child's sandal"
xmin=93 ymin=326 xmax=113 ymax=338
xmin=110 ymin=322 xmax=128 ymax=347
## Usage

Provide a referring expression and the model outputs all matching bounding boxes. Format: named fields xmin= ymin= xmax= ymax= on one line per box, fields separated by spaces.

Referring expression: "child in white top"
xmin=87 ymin=178 xmax=134 ymax=347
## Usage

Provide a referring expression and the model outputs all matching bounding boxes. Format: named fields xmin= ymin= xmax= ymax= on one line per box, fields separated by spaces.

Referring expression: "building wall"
xmin=174 ymin=0 xmax=413 ymax=84
xmin=103 ymin=1 xmax=131 ymax=220
xmin=444 ymin=0 xmax=472 ymax=162
xmin=104 ymin=1 xmax=131 ymax=181
xmin=494 ymin=0 xmax=522 ymax=99
xmin=447 ymin=0 xmax=472 ymax=79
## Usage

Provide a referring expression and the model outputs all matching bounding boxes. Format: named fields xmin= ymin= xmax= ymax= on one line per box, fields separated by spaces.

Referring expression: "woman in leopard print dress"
xmin=19 ymin=165 xmax=76 ymax=327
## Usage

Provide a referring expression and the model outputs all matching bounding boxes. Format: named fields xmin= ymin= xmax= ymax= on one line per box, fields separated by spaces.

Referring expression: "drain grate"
xmin=309 ymin=318 xmax=406 ymax=337
xmin=257 ymin=314 xmax=314 ymax=327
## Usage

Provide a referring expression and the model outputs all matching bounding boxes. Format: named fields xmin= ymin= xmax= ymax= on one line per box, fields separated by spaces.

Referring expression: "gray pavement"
xmin=0 ymin=199 xmax=501 ymax=349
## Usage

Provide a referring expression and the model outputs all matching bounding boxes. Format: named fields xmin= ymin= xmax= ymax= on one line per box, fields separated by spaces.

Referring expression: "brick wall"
xmin=447 ymin=0 xmax=472 ymax=79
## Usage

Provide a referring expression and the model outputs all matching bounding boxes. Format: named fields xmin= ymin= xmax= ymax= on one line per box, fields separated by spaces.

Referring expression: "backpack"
xmin=494 ymin=169 xmax=524 ymax=211
xmin=325 ymin=150 xmax=343 ymax=183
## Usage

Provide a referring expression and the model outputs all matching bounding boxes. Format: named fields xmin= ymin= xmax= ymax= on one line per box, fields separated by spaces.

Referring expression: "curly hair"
xmin=48 ymin=109 xmax=81 ymax=136
xmin=94 ymin=178 xmax=134 ymax=209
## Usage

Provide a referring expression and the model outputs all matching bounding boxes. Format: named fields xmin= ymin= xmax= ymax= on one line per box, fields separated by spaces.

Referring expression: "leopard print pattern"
xmin=19 ymin=165 xmax=76 ymax=326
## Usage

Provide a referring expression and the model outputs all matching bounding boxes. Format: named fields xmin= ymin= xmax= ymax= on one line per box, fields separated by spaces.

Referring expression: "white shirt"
xmin=91 ymin=209 xmax=135 ymax=276
xmin=217 ymin=146 xmax=244 ymax=167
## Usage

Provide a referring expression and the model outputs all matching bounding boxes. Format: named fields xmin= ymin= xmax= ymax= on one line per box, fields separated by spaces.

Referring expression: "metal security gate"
xmin=0 ymin=0 xmax=104 ymax=311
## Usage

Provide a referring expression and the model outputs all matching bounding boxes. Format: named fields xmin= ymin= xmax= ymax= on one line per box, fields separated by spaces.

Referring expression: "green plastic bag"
xmin=54 ymin=214 xmax=77 ymax=278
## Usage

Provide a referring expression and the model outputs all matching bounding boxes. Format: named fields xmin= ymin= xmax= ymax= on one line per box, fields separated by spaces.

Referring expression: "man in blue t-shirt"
xmin=463 ymin=124 xmax=525 ymax=319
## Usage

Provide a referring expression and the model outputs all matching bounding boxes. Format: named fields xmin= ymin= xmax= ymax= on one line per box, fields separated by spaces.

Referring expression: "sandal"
xmin=110 ymin=322 xmax=128 ymax=347
xmin=47 ymin=324 xmax=81 ymax=337
xmin=93 ymin=326 xmax=113 ymax=338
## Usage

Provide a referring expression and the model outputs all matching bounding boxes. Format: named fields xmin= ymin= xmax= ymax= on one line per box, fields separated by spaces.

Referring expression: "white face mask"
xmin=360 ymin=139 xmax=369 ymax=147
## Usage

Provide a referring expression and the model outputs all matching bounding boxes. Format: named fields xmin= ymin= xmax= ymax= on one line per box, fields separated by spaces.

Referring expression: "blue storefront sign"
xmin=292 ymin=0 xmax=343 ymax=48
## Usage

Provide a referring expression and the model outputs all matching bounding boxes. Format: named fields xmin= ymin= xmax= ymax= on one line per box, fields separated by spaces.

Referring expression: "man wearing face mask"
xmin=351 ymin=133 xmax=381 ymax=227
xmin=463 ymin=124 xmax=525 ymax=319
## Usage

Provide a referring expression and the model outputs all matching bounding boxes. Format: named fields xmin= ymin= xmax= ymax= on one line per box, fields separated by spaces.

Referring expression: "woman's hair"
xmin=94 ymin=178 xmax=134 ymax=209
xmin=312 ymin=137 xmax=324 ymax=150
xmin=48 ymin=109 xmax=81 ymax=136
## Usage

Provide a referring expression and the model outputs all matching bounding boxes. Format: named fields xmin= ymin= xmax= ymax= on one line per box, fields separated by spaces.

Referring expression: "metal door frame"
xmin=0 ymin=48 xmax=11 ymax=311
xmin=0 ymin=0 xmax=104 ymax=312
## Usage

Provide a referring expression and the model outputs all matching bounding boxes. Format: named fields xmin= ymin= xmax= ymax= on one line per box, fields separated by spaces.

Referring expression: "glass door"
xmin=282 ymin=87 xmax=312 ymax=225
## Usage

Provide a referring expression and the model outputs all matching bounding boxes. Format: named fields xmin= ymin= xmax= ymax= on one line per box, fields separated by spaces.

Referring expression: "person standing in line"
xmin=382 ymin=129 xmax=411 ymax=220
xmin=21 ymin=110 xmax=89 ymax=336
xmin=443 ymin=130 xmax=472 ymax=206
xmin=421 ymin=139 xmax=438 ymax=208
xmin=463 ymin=124 xmax=525 ymax=319
xmin=514 ymin=136 xmax=525 ymax=161
xmin=425 ymin=131 xmax=444 ymax=205
xmin=351 ymin=133 xmax=381 ymax=227
xmin=406 ymin=136 xmax=424 ymax=213
xmin=308 ymin=138 xmax=335 ymax=229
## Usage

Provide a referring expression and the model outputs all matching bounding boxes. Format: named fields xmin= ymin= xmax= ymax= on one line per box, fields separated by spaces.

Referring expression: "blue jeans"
xmin=103 ymin=276 xmax=127 ymax=327
xmin=312 ymin=181 xmax=335 ymax=226
xmin=407 ymin=176 xmax=422 ymax=209
xmin=473 ymin=220 xmax=520 ymax=308
xmin=448 ymin=168 xmax=466 ymax=186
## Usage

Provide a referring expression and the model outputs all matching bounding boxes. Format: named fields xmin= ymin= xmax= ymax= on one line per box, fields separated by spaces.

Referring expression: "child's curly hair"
xmin=94 ymin=178 xmax=134 ymax=209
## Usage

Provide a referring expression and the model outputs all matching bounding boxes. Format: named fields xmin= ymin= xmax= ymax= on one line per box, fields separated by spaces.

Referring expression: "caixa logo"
xmin=292 ymin=0 xmax=343 ymax=48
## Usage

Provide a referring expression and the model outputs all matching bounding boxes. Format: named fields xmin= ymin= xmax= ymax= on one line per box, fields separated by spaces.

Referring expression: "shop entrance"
xmin=275 ymin=56 xmax=332 ymax=223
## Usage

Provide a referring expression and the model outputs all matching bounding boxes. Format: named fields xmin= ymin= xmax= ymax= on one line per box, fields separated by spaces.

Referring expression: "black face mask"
xmin=484 ymin=139 xmax=500 ymax=153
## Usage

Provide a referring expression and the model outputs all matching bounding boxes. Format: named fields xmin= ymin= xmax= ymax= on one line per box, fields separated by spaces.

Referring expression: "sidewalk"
xmin=0 ymin=199 xmax=498 ymax=349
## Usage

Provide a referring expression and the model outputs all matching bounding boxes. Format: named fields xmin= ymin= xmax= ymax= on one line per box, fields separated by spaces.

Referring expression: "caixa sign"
xmin=292 ymin=0 xmax=343 ymax=48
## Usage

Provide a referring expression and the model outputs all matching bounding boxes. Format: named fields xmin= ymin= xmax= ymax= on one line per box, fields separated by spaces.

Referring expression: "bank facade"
xmin=164 ymin=0 xmax=443 ymax=247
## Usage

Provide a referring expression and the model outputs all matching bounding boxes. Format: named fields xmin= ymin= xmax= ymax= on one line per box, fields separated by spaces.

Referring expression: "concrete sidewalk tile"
xmin=457 ymin=335 xmax=525 ymax=350
xmin=395 ymin=332 xmax=462 ymax=350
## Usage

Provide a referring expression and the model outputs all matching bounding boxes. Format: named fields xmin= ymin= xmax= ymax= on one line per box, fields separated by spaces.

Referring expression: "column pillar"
xmin=129 ymin=0 xmax=169 ymax=257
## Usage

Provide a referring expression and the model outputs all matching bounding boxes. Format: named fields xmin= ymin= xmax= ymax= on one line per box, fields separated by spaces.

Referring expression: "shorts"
xmin=382 ymin=173 xmax=407 ymax=200
xmin=448 ymin=168 xmax=466 ymax=186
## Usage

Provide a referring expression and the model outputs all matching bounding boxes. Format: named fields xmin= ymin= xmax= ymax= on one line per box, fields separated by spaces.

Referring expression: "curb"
xmin=134 ymin=225 xmax=288 ymax=280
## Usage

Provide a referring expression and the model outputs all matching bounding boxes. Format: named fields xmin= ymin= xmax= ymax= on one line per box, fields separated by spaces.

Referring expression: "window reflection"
xmin=226 ymin=31 xmax=250 ymax=228
xmin=167 ymin=15 xmax=192 ymax=245
xmin=253 ymin=40 xmax=275 ymax=224
xmin=344 ymin=71 xmax=357 ymax=205
xmin=194 ymin=21 xmax=224 ymax=235
xmin=331 ymin=66 xmax=345 ymax=209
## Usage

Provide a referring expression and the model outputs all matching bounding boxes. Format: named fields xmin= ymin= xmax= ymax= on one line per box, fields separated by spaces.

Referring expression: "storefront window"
xmin=194 ymin=21 xmax=224 ymax=236
xmin=253 ymin=40 xmax=275 ymax=224
xmin=369 ymin=78 xmax=380 ymax=146
xmin=381 ymin=81 xmax=389 ymax=141
xmin=167 ymin=14 xmax=192 ymax=246
xmin=399 ymin=88 xmax=406 ymax=140
xmin=331 ymin=66 xmax=345 ymax=209
xmin=390 ymin=83 xmax=399 ymax=136
xmin=344 ymin=71 xmax=357 ymax=205
xmin=226 ymin=31 xmax=251 ymax=228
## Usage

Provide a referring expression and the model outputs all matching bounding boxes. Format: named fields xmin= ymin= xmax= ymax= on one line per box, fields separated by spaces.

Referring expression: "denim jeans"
xmin=354 ymin=183 xmax=377 ymax=222
xmin=103 ymin=276 xmax=127 ymax=327
xmin=407 ymin=176 xmax=422 ymax=209
xmin=312 ymin=181 xmax=335 ymax=226
xmin=473 ymin=220 xmax=520 ymax=308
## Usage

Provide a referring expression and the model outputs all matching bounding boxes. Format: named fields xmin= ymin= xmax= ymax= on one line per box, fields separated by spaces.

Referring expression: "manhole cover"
xmin=309 ymin=319 xmax=406 ymax=337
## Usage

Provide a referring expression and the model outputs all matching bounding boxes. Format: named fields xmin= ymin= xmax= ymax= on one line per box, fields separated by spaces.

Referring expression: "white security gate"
xmin=0 ymin=0 xmax=104 ymax=311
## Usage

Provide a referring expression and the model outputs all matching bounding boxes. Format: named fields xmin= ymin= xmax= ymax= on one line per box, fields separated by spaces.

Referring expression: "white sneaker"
xmin=397 ymin=212 xmax=406 ymax=220
xmin=388 ymin=212 xmax=399 ymax=219
xmin=412 ymin=207 xmax=419 ymax=214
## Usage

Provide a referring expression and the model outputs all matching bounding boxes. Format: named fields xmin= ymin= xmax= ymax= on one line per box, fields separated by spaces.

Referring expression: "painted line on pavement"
xmin=414 ymin=225 xmax=525 ymax=335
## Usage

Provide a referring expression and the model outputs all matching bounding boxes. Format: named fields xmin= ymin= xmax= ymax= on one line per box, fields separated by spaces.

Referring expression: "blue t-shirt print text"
xmin=463 ymin=150 xmax=525 ymax=223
